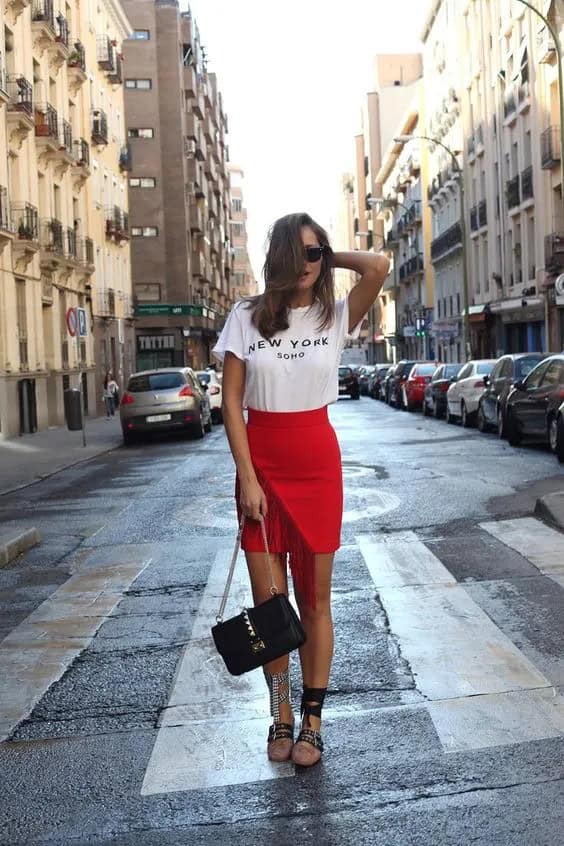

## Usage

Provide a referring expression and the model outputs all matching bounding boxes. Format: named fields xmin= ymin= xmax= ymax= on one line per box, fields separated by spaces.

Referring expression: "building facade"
xmin=0 ymin=0 xmax=132 ymax=438
xmin=121 ymin=0 xmax=233 ymax=372
xmin=228 ymin=164 xmax=256 ymax=301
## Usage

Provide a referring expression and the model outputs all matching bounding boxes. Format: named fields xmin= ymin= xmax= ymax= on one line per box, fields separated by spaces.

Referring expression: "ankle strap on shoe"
xmin=264 ymin=668 xmax=290 ymax=723
xmin=300 ymin=687 xmax=327 ymax=720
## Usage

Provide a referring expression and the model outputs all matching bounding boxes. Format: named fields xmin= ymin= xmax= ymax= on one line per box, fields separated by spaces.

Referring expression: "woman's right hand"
xmin=239 ymin=477 xmax=268 ymax=522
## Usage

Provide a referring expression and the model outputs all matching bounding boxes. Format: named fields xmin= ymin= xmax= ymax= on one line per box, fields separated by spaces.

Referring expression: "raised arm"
xmin=333 ymin=251 xmax=390 ymax=332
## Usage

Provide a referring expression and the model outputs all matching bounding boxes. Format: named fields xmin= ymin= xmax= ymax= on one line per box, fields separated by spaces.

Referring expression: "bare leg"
xmin=292 ymin=552 xmax=335 ymax=765
xmin=245 ymin=550 xmax=294 ymax=760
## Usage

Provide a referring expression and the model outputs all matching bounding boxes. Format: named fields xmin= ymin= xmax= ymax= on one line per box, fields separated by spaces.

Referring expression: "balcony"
xmin=518 ymin=80 xmax=530 ymax=107
xmin=431 ymin=222 xmax=463 ymax=262
xmin=184 ymin=64 xmax=197 ymax=98
xmin=35 ymin=104 xmax=59 ymax=159
xmin=105 ymin=206 xmax=129 ymax=241
xmin=470 ymin=204 xmax=478 ymax=232
xmin=537 ymin=27 xmax=556 ymax=65
xmin=80 ymin=236 xmax=95 ymax=269
xmin=67 ymin=41 xmax=87 ymax=92
xmin=467 ymin=135 xmax=475 ymax=157
xmin=503 ymin=89 xmax=516 ymax=120
xmin=108 ymin=53 xmax=123 ymax=84
xmin=5 ymin=76 xmax=33 ymax=154
xmin=97 ymin=35 xmax=116 ymax=72
xmin=521 ymin=165 xmax=533 ymax=201
xmin=544 ymin=233 xmax=564 ymax=274
xmin=31 ymin=0 xmax=55 ymax=45
xmin=478 ymin=199 xmax=487 ymax=228
xmin=189 ymin=201 xmax=203 ymax=233
xmin=91 ymin=108 xmax=108 ymax=145
xmin=541 ymin=125 xmax=560 ymax=169
xmin=0 ymin=186 xmax=14 ymax=248
xmin=57 ymin=118 xmax=73 ymax=158
xmin=40 ymin=217 xmax=64 ymax=259
xmin=6 ymin=0 xmax=31 ymax=21
xmin=64 ymin=226 xmax=78 ymax=262
xmin=11 ymin=202 xmax=39 ymax=243
xmin=73 ymin=137 xmax=90 ymax=168
xmin=506 ymin=174 xmax=520 ymax=209
xmin=97 ymin=288 xmax=116 ymax=317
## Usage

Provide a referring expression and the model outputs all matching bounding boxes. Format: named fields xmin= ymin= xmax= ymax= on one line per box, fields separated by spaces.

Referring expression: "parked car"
xmin=446 ymin=359 xmax=497 ymax=426
xmin=338 ymin=365 xmax=360 ymax=399
xmin=196 ymin=369 xmax=223 ymax=423
xmin=477 ymin=353 xmax=547 ymax=437
xmin=358 ymin=365 xmax=377 ymax=396
xmin=389 ymin=360 xmax=418 ymax=409
xmin=423 ymin=363 xmax=462 ymax=418
xmin=556 ymin=400 xmax=564 ymax=463
xmin=504 ymin=355 xmax=564 ymax=452
xmin=120 ymin=367 xmax=213 ymax=445
xmin=405 ymin=362 xmax=437 ymax=411
xmin=369 ymin=365 xmax=391 ymax=400
xmin=382 ymin=364 xmax=398 ymax=403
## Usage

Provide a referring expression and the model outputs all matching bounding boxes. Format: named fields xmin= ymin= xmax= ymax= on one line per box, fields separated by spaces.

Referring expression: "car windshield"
xmin=196 ymin=372 xmax=210 ymax=384
xmin=339 ymin=367 xmax=352 ymax=377
xmin=516 ymin=357 xmax=543 ymax=379
xmin=444 ymin=365 xmax=461 ymax=378
xmin=415 ymin=364 xmax=436 ymax=376
xmin=128 ymin=372 xmax=185 ymax=391
xmin=476 ymin=362 xmax=494 ymax=375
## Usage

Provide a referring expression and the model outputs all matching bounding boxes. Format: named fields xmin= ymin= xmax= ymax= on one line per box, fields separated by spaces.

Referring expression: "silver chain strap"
xmin=215 ymin=513 xmax=278 ymax=623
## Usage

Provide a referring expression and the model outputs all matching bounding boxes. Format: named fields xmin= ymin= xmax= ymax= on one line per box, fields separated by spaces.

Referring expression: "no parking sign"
xmin=66 ymin=307 xmax=88 ymax=337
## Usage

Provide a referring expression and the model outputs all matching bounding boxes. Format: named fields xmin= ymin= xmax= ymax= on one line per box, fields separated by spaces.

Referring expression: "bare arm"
xmin=333 ymin=251 xmax=390 ymax=332
xmin=221 ymin=352 xmax=267 ymax=521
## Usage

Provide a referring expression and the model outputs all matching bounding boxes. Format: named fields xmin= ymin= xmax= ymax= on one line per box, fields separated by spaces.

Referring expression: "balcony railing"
xmin=73 ymin=137 xmax=89 ymax=166
xmin=11 ymin=202 xmax=39 ymax=241
xmin=503 ymin=89 xmax=516 ymax=119
xmin=31 ymin=0 xmax=54 ymax=28
xmin=478 ymin=199 xmax=487 ymax=228
xmin=58 ymin=118 xmax=72 ymax=155
xmin=6 ymin=75 xmax=33 ymax=115
xmin=506 ymin=174 xmax=520 ymax=209
xmin=431 ymin=222 xmax=463 ymax=261
xmin=68 ymin=40 xmax=86 ymax=72
xmin=108 ymin=53 xmax=123 ymax=84
xmin=0 ymin=186 xmax=12 ymax=233
xmin=81 ymin=236 xmax=94 ymax=266
xmin=521 ymin=165 xmax=533 ymax=201
xmin=96 ymin=35 xmax=116 ymax=71
xmin=105 ymin=206 xmax=129 ymax=239
xmin=40 ymin=217 xmax=64 ymax=254
xmin=518 ymin=80 xmax=530 ymax=104
xmin=97 ymin=288 xmax=116 ymax=316
xmin=65 ymin=226 xmax=78 ymax=260
xmin=544 ymin=233 xmax=564 ymax=274
xmin=470 ymin=205 xmax=478 ymax=232
xmin=91 ymin=108 xmax=108 ymax=145
xmin=35 ymin=103 xmax=58 ymax=140
xmin=541 ymin=125 xmax=560 ymax=169
xmin=118 ymin=144 xmax=131 ymax=172
xmin=55 ymin=12 xmax=69 ymax=47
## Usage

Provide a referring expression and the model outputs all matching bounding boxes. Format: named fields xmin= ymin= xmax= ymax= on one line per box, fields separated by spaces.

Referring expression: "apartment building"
xmin=346 ymin=54 xmax=423 ymax=363
xmin=375 ymin=80 xmax=434 ymax=362
xmin=228 ymin=164 xmax=256 ymax=301
xmin=121 ymin=0 xmax=233 ymax=372
xmin=0 ymin=0 xmax=132 ymax=438
xmin=332 ymin=173 xmax=357 ymax=301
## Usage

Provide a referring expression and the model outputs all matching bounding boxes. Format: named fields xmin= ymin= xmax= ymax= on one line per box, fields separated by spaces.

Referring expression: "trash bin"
xmin=64 ymin=388 xmax=83 ymax=431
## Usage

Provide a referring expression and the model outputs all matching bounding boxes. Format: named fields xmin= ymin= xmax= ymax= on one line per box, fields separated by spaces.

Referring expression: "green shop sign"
xmin=135 ymin=304 xmax=215 ymax=318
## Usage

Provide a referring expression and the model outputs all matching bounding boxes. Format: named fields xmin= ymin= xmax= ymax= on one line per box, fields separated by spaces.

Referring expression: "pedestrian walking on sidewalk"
xmin=213 ymin=212 xmax=389 ymax=767
xmin=103 ymin=371 xmax=119 ymax=417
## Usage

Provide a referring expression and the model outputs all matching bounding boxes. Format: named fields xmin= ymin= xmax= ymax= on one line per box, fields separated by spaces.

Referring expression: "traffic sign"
xmin=77 ymin=307 xmax=87 ymax=337
xmin=66 ymin=307 xmax=77 ymax=337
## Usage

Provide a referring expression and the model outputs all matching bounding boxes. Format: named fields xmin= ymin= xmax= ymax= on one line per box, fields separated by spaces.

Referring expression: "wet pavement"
xmin=1 ymin=398 xmax=564 ymax=845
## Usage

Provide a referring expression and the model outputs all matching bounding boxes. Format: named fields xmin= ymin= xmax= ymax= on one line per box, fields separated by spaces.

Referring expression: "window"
xmin=125 ymin=79 xmax=152 ymax=90
xmin=231 ymin=198 xmax=242 ymax=213
xmin=540 ymin=360 xmax=564 ymax=387
xmin=524 ymin=360 xmax=550 ymax=389
xmin=131 ymin=226 xmax=158 ymax=237
xmin=129 ymin=177 xmax=156 ymax=188
xmin=128 ymin=128 xmax=154 ymax=139
xmin=132 ymin=29 xmax=150 ymax=39
xmin=458 ymin=363 xmax=472 ymax=380
xmin=231 ymin=222 xmax=243 ymax=237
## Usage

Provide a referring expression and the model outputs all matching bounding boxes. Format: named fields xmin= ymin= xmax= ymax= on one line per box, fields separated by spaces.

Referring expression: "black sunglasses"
xmin=304 ymin=245 xmax=327 ymax=263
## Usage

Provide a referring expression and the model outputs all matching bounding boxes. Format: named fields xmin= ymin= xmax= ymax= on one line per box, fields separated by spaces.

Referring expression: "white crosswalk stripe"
xmin=480 ymin=516 xmax=564 ymax=579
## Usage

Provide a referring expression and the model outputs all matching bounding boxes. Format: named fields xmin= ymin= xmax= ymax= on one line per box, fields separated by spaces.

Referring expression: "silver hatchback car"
xmin=120 ymin=367 xmax=212 ymax=445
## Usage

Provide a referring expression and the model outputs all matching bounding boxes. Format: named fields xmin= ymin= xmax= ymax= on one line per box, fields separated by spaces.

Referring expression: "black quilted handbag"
xmin=211 ymin=515 xmax=306 ymax=676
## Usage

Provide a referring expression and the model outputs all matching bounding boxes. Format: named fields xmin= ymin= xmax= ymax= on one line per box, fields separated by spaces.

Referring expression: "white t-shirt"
xmin=212 ymin=295 xmax=363 ymax=412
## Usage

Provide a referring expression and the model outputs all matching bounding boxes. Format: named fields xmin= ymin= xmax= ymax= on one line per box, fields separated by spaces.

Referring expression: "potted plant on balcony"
xmin=68 ymin=49 xmax=83 ymax=68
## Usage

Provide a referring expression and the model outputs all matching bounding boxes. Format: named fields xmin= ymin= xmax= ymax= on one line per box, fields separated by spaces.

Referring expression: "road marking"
xmin=480 ymin=517 xmax=564 ymax=577
xmin=141 ymin=548 xmax=294 ymax=795
xmin=0 ymin=550 xmax=151 ymax=742
xmin=343 ymin=489 xmax=400 ymax=522
xmin=358 ymin=530 xmax=561 ymax=752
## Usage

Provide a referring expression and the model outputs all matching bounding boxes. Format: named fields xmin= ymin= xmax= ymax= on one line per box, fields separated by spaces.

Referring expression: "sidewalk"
xmin=0 ymin=416 xmax=123 ymax=496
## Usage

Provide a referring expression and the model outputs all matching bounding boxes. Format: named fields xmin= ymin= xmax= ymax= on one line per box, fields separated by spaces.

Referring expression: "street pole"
xmin=515 ymin=0 xmax=564 ymax=351
xmin=74 ymin=307 xmax=86 ymax=447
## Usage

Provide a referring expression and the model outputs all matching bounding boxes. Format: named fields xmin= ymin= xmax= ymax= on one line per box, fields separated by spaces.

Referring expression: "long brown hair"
xmin=243 ymin=212 xmax=336 ymax=339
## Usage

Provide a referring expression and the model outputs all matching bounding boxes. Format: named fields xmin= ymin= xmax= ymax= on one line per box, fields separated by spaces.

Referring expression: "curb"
xmin=0 ymin=439 xmax=123 ymax=498
xmin=534 ymin=491 xmax=564 ymax=533
xmin=0 ymin=527 xmax=41 ymax=568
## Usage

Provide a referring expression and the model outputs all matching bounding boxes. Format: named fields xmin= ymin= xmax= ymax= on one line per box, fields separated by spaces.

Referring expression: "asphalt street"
xmin=1 ymin=397 xmax=564 ymax=845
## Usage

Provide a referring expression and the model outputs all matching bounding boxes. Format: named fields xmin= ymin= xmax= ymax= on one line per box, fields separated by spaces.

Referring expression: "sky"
xmin=184 ymin=0 xmax=428 ymax=282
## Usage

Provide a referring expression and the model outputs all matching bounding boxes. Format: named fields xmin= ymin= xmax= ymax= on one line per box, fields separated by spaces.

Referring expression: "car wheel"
xmin=204 ymin=415 xmax=213 ymax=434
xmin=192 ymin=415 xmax=205 ymax=439
xmin=461 ymin=402 xmax=471 ymax=428
xmin=548 ymin=416 xmax=558 ymax=454
xmin=497 ymin=406 xmax=506 ymax=439
xmin=422 ymin=400 xmax=429 ymax=417
xmin=477 ymin=403 xmax=488 ymax=433
xmin=506 ymin=410 xmax=522 ymax=447
xmin=122 ymin=430 xmax=136 ymax=446
xmin=446 ymin=404 xmax=455 ymax=424
xmin=556 ymin=415 xmax=564 ymax=464
xmin=434 ymin=401 xmax=443 ymax=419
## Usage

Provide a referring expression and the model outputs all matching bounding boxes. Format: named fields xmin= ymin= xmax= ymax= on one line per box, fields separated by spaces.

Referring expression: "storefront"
xmin=489 ymin=297 xmax=546 ymax=355
xmin=431 ymin=319 xmax=462 ymax=363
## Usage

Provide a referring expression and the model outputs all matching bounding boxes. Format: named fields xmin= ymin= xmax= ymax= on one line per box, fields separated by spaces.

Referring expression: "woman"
xmin=103 ymin=371 xmax=119 ymax=417
xmin=213 ymin=212 xmax=389 ymax=767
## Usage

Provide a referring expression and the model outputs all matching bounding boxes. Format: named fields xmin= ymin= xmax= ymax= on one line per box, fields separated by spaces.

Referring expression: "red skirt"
xmin=235 ymin=406 xmax=343 ymax=609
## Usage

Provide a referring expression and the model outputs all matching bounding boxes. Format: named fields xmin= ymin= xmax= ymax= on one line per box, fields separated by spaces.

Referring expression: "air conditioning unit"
xmin=184 ymin=139 xmax=196 ymax=157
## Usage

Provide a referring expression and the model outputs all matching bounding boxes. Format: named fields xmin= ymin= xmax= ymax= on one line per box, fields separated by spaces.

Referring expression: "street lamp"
xmin=394 ymin=133 xmax=471 ymax=361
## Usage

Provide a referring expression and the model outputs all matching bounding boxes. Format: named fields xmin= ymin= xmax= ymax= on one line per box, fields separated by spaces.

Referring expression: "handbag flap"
xmin=212 ymin=595 xmax=302 ymax=658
